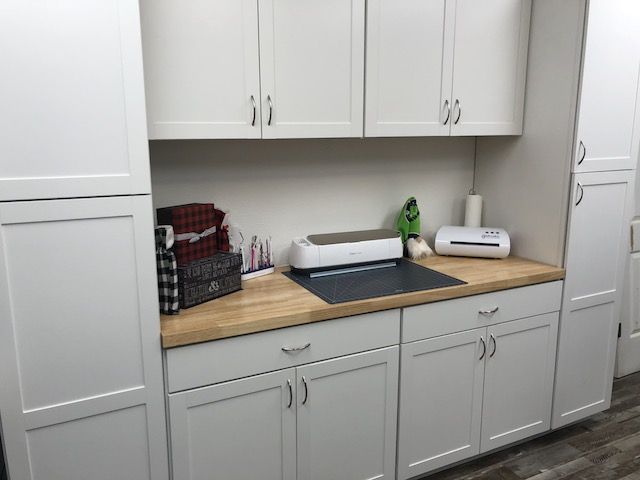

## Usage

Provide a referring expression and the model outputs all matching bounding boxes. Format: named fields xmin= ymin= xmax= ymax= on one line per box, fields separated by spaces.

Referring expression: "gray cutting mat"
xmin=284 ymin=259 xmax=465 ymax=304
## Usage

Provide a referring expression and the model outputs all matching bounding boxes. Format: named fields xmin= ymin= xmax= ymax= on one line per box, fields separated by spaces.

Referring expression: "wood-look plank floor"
xmin=427 ymin=373 xmax=640 ymax=480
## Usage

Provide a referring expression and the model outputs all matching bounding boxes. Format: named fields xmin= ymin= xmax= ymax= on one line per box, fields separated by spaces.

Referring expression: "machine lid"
xmin=307 ymin=229 xmax=400 ymax=246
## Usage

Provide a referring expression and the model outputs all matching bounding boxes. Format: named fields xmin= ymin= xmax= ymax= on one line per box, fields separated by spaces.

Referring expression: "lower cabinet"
xmin=168 ymin=346 xmax=399 ymax=480
xmin=397 ymin=312 xmax=559 ymax=480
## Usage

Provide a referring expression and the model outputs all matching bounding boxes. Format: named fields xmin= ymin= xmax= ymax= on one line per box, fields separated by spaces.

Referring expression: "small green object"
xmin=396 ymin=197 xmax=421 ymax=244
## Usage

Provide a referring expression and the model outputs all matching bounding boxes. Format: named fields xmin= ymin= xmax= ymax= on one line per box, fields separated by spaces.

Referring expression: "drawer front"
xmin=166 ymin=309 xmax=400 ymax=392
xmin=402 ymin=281 xmax=562 ymax=343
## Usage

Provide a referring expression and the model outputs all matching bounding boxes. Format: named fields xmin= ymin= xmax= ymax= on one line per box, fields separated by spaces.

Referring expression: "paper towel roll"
xmin=464 ymin=194 xmax=483 ymax=228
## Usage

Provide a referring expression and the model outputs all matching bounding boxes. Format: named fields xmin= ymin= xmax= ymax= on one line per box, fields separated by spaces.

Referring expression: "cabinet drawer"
xmin=165 ymin=309 xmax=400 ymax=392
xmin=402 ymin=281 xmax=562 ymax=343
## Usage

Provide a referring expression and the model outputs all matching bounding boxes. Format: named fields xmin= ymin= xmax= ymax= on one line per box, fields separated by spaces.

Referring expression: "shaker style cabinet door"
xmin=573 ymin=0 xmax=640 ymax=173
xmin=0 ymin=0 xmax=151 ymax=201
xmin=449 ymin=0 xmax=531 ymax=136
xmin=169 ymin=369 xmax=297 ymax=480
xmin=365 ymin=0 xmax=454 ymax=137
xmin=0 ymin=196 xmax=168 ymax=480
xmin=481 ymin=314 xmax=558 ymax=452
xmin=553 ymin=171 xmax=635 ymax=428
xmin=141 ymin=0 xmax=262 ymax=139
xmin=258 ymin=0 xmax=365 ymax=138
xmin=296 ymin=347 xmax=398 ymax=480
xmin=397 ymin=330 xmax=485 ymax=480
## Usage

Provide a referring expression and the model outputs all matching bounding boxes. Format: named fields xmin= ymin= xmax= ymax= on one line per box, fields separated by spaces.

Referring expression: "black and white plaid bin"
xmin=155 ymin=226 xmax=179 ymax=315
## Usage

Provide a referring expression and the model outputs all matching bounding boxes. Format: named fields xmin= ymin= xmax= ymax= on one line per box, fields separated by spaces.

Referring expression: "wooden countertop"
xmin=160 ymin=256 xmax=564 ymax=348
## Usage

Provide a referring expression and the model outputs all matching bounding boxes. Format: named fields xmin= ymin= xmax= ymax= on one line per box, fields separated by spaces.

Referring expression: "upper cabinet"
xmin=259 ymin=0 xmax=365 ymax=139
xmin=573 ymin=0 xmax=640 ymax=173
xmin=141 ymin=0 xmax=262 ymax=140
xmin=365 ymin=0 xmax=531 ymax=137
xmin=0 ymin=0 xmax=151 ymax=201
xmin=365 ymin=0 xmax=454 ymax=137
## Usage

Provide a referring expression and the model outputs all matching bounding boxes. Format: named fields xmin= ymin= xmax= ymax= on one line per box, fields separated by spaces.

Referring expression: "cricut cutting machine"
xmin=289 ymin=229 xmax=403 ymax=275
xmin=435 ymin=226 xmax=511 ymax=259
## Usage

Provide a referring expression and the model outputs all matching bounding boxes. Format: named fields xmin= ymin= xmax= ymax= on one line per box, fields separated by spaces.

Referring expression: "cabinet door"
xmin=169 ymin=369 xmax=296 ymax=480
xmin=449 ymin=0 xmax=531 ymax=136
xmin=553 ymin=171 xmax=635 ymax=428
xmin=258 ymin=0 xmax=365 ymax=138
xmin=397 ymin=330 xmax=485 ymax=480
xmin=0 ymin=196 xmax=168 ymax=480
xmin=0 ymin=0 xmax=151 ymax=201
xmin=365 ymin=0 xmax=454 ymax=137
xmin=481 ymin=313 xmax=558 ymax=452
xmin=573 ymin=1 xmax=640 ymax=173
xmin=296 ymin=347 xmax=398 ymax=480
xmin=141 ymin=0 xmax=262 ymax=139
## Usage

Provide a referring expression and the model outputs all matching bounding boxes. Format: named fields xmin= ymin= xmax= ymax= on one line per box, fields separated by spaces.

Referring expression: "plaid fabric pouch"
xmin=214 ymin=208 xmax=230 ymax=252
xmin=157 ymin=203 xmax=219 ymax=265
xmin=155 ymin=226 xmax=179 ymax=315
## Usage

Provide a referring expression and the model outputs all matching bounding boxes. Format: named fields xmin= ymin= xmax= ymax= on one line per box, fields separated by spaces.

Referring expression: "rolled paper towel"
xmin=464 ymin=194 xmax=483 ymax=227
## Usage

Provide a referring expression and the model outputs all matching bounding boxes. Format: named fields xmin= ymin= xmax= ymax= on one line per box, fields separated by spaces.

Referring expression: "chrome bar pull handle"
xmin=443 ymin=99 xmax=451 ymax=125
xmin=267 ymin=94 xmax=273 ymax=126
xmin=302 ymin=376 xmax=309 ymax=405
xmin=250 ymin=95 xmax=257 ymax=126
xmin=489 ymin=334 xmax=497 ymax=358
xmin=479 ymin=337 xmax=486 ymax=360
xmin=454 ymin=99 xmax=462 ymax=125
xmin=576 ymin=182 xmax=584 ymax=206
xmin=578 ymin=141 xmax=586 ymax=165
xmin=287 ymin=379 xmax=293 ymax=408
xmin=282 ymin=342 xmax=311 ymax=353
xmin=479 ymin=306 xmax=499 ymax=316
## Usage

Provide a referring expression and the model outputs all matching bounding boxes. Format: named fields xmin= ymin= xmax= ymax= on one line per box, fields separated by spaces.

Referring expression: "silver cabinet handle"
xmin=443 ymin=99 xmax=451 ymax=125
xmin=250 ymin=95 xmax=256 ymax=126
xmin=479 ymin=336 xmax=486 ymax=360
xmin=282 ymin=342 xmax=311 ymax=352
xmin=479 ymin=306 xmax=499 ymax=316
xmin=267 ymin=94 xmax=273 ymax=126
xmin=578 ymin=141 xmax=586 ymax=165
xmin=489 ymin=334 xmax=497 ymax=358
xmin=287 ymin=379 xmax=293 ymax=408
xmin=302 ymin=376 xmax=309 ymax=405
xmin=454 ymin=99 xmax=462 ymax=125
xmin=576 ymin=182 xmax=584 ymax=206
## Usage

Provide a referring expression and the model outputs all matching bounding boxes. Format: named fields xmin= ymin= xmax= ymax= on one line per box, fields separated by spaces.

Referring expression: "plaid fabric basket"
xmin=157 ymin=203 xmax=219 ymax=265
xmin=155 ymin=226 xmax=179 ymax=315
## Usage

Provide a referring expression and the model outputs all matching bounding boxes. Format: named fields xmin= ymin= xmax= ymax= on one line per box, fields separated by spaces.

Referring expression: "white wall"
xmin=475 ymin=0 xmax=585 ymax=267
xmin=150 ymin=137 xmax=475 ymax=265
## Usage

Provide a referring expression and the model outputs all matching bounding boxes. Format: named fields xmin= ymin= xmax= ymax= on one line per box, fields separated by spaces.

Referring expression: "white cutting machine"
xmin=289 ymin=229 xmax=403 ymax=275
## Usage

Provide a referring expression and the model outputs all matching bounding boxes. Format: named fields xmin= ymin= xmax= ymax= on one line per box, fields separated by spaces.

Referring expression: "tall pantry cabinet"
xmin=552 ymin=0 xmax=640 ymax=428
xmin=0 ymin=1 xmax=169 ymax=479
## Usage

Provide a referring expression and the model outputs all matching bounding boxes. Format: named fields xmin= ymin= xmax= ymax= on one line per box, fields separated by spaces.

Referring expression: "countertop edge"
xmin=161 ymin=269 xmax=564 ymax=349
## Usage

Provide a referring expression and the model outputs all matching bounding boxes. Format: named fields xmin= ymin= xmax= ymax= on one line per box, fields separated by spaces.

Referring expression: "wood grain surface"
xmin=160 ymin=256 xmax=564 ymax=348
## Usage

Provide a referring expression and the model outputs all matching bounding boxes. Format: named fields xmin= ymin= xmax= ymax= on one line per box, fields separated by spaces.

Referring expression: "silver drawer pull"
xmin=302 ymin=376 xmax=309 ymax=405
xmin=282 ymin=342 xmax=311 ymax=352
xmin=479 ymin=306 xmax=499 ymax=316
xmin=287 ymin=379 xmax=293 ymax=408
xmin=479 ymin=336 xmax=486 ymax=360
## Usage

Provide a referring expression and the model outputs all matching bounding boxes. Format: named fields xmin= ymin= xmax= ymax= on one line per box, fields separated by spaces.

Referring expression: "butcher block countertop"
xmin=160 ymin=256 xmax=564 ymax=348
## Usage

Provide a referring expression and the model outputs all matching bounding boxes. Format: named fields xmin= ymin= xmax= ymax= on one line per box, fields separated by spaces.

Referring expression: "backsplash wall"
xmin=150 ymin=137 xmax=475 ymax=265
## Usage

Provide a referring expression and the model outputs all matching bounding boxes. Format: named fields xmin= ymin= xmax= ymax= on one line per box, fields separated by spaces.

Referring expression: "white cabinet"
xmin=397 ymin=329 xmax=485 ymax=479
xmin=449 ymin=0 xmax=531 ymax=136
xmin=297 ymin=347 xmax=398 ymax=480
xmin=141 ymin=0 xmax=262 ymax=140
xmin=365 ymin=0 xmax=531 ymax=137
xmin=168 ymin=346 xmax=398 ymax=480
xmin=553 ymin=170 xmax=635 ymax=428
xmin=365 ymin=0 xmax=454 ymax=137
xmin=0 ymin=0 xmax=151 ymax=201
xmin=572 ymin=0 xmax=640 ymax=173
xmin=259 ymin=0 xmax=365 ymax=138
xmin=0 ymin=196 xmax=168 ymax=480
xmin=397 ymin=284 xmax=561 ymax=480
xmin=169 ymin=369 xmax=296 ymax=480
xmin=481 ymin=314 xmax=558 ymax=452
